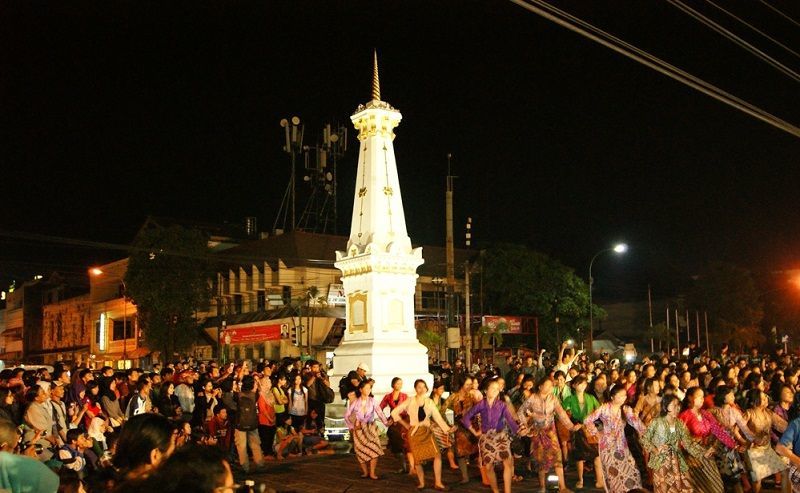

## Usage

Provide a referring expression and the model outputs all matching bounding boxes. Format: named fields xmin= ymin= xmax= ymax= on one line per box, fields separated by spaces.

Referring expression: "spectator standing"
xmin=287 ymin=374 xmax=308 ymax=433
xmin=256 ymin=376 xmax=277 ymax=457
xmin=305 ymin=361 xmax=334 ymax=432
xmin=232 ymin=375 xmax=264 ymax=473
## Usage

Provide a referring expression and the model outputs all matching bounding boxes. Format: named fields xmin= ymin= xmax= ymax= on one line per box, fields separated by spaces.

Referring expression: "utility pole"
xmin=647 ymin=284 xmax=654 ymax=353
xmin=445 ymin=153 xmax=457 ymax=362
xmin=464 ymin=260 xmax=472 ymax=369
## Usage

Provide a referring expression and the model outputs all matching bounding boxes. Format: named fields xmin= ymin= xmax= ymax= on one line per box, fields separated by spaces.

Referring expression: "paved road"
xmin=242 ymin=446 xmax=605 ymax=493
xmin=241 ymin=449 xmax=786 ymax=493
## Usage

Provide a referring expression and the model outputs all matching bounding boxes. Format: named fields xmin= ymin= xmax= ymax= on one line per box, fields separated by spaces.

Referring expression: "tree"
xmin=688 ymin=262 xmax=764 ymax=352
xmin=418 ymin=328 xmax=444 ymax=357
xmin=481 ymin=244 xmax=604 ymax=351
xmin=125 ymin=225 xmax=213 ymax=363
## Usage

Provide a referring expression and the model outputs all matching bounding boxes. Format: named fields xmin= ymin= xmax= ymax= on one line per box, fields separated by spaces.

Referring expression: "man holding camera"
xmin=305 ymin=360 xmax=334 ymax=432
xmin=0 ymin=420 xmax=59 ymax=493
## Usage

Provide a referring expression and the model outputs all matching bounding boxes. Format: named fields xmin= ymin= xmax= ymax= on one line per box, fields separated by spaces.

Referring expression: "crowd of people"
xmin=341 ymin=342 xmax=800 ymax=493
xmin=5 ymin=340 xmax=800 ymax=493
xmin=0 ymin=358 xmax=337 ymax=493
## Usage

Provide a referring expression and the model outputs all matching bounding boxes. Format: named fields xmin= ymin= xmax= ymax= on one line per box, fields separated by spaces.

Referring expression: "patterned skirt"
xmin=386 ymin=422 xmax=409 ymax=454
xmin=352 ymin=422 xmax=384 ymax=464
xmin=788 ymin=464 xmax=800 ymax=493
xmin=478 ymin=429 xmax=512 ymax=467
xmin=454 ymin=424 xmax=478 ymax=458
xmin=746 ymin=445 xmax=787 ymax=482
xmin=431 ymin=422 xmax=452 ymax=450
xmin=685 ymin=453 xmax=724 ymax=493
xmin=409 ymin=426 xmax=439 ymax=463
xmin=529 ymin=424 xmax=563 ymax=472
xmin=599 ymin=446 xmax=642 ymax=493
xmin=651 ymin=453 xmax=692 ymax=493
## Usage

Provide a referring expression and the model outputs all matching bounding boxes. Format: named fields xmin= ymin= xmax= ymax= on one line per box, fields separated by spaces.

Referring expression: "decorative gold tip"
xmin=372 ymin=50 xmax=381 ymax=101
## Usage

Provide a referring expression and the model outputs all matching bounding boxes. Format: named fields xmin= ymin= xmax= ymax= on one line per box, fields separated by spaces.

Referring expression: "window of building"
xmin=233 ymin=295 xmax=243 ymax=314
xmin=112 ymin=319 xmax=133 ymax=341
xmin=420 ymin=291 xmax=441 ymax=310
xmin=257 ymin=291 xmax=266 ymax=311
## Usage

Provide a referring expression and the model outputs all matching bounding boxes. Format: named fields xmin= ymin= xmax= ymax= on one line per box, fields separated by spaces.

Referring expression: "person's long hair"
xmin=682 ymin=387 xmax=703 ymax=412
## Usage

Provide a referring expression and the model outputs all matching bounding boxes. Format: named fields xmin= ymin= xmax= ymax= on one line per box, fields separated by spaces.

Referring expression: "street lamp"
xmin=90 ymin=268 xmax=130 ymax=366
xmin=588 ymin=243 xmax=627 ymax=354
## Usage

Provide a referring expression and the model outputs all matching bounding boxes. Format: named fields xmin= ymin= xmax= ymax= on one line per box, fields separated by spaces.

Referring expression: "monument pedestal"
xmin=331 ymin=339 xmax=432 ymax=401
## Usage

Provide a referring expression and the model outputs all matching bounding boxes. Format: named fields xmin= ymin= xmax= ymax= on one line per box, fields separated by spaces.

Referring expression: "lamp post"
xmin=588 ymin=243 xmax=627 ymax=354
xmin=90 ymin=268 xmax=130 ymax=367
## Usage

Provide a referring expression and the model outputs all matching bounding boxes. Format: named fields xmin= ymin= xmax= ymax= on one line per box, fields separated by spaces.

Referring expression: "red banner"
xmin=481 ymin=316 xmax=522 ymax=334
xmin=222 ymin=323 xmax=283 ymax=344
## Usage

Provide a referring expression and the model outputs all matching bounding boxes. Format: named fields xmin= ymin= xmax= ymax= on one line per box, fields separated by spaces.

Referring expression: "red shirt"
xmin=679 ymin=408 xmax=736 ymax=448
xmin=379 ymin=392 xmax=408 ymax=420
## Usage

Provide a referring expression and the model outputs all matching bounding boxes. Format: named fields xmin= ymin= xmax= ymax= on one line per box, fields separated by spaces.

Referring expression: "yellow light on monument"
xmin=90 ymin=268 xmax=104 ymax=276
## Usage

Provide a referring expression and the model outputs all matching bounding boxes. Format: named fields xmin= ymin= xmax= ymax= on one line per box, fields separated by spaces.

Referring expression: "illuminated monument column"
xmin=332 ymin=54 xmax=432 ymax=397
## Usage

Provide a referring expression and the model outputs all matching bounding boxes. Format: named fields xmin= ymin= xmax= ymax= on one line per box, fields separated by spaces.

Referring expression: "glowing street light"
xmin=588 ymin=243 xmax=628 ymax=353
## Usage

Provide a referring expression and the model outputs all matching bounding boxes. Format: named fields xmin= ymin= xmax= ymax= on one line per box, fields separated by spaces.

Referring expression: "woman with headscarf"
xmin=99 ymin=376 xmax=125 ymax=429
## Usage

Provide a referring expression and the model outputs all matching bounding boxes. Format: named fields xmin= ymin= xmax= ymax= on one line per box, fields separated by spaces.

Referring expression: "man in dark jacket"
xmin=305 ymin=361 xmax=333 ymax=432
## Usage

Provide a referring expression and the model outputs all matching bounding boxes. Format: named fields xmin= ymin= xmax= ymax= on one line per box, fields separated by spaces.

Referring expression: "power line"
xmin=667 ymin=0 xmax=800 ymax=82
xmin=703 ymin=0 xmax=800 ymax=60
xmin=757 ymin=0 xmax=800 ymax=29
xmin=507 ymin=0 xmax=800 ymax=138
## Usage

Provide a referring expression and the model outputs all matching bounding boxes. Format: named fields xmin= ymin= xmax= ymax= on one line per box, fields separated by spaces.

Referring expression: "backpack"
xmin=235 ymin=393 xmax=258 ymax=431
xmin=338 ymin=376 xmax=350 ymax=401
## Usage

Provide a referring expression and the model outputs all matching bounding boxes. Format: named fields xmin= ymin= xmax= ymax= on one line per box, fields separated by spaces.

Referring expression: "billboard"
xmin=327 ymin=283 xmax=346 ymax=306
xmin=481 ymin=315 xmax=522 ymax=334
xmin=222 ymin=323 xmax=285 ymax=344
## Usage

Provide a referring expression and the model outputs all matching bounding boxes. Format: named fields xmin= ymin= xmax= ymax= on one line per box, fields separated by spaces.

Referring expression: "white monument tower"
xmin=332 ymin=53 xmax=432 ymax=397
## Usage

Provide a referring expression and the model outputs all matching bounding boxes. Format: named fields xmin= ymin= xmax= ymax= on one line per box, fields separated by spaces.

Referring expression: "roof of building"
xmin=138 ymin=215 xmax=252 ymax=242
xmin=215 ymin=230 xmax=478 ymax=277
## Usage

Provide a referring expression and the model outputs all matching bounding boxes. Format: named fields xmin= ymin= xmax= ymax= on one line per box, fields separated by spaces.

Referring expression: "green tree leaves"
xmin=481 ymin=244 xmax=602 ymax=350
xmin=125 ymin=225 xmax=213 ymax=363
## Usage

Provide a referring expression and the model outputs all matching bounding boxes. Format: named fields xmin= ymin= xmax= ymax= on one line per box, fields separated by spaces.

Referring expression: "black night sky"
xmin=2 ymin=0 xmax=799 ymax=301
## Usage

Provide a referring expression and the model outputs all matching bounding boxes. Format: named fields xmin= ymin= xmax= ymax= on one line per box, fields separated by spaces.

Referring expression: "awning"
xmin=97 ymin=347 xmax=151 ymax=360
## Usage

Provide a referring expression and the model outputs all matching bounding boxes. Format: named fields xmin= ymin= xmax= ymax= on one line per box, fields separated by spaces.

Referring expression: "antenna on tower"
xmin=296 ymin=123 xmax=349 ymax=234
xmin=273 ymin=116 xmax=304 ymax=235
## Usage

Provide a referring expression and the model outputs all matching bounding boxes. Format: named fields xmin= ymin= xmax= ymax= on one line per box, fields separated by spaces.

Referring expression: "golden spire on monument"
xmin=358 ymin=50 xmax=396 ymax=113
xmin=372 ymin=49 xmax=381 ymax=101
